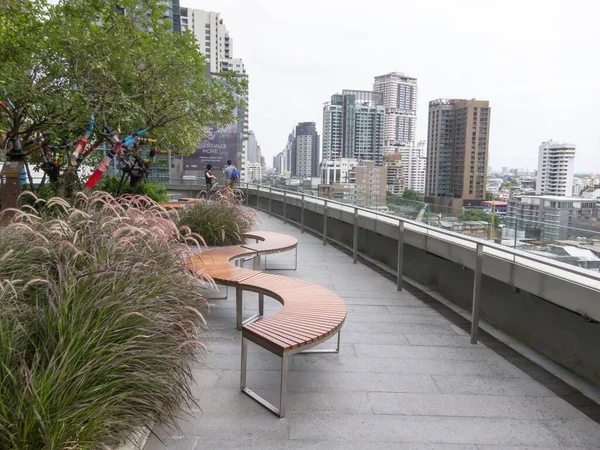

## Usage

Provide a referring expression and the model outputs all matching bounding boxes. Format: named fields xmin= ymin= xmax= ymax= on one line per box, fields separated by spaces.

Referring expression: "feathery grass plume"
xmin=177 ymin=192 xmax=258 ymax=246
xmin=0 ymin=191 xmax=208 ymax=449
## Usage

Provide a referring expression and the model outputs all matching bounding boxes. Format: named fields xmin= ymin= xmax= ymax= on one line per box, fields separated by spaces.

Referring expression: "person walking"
xmin=223 ymin=159 xmax=239 ymax=191
xmin=204 ymin=164 xmax=216 ymax=199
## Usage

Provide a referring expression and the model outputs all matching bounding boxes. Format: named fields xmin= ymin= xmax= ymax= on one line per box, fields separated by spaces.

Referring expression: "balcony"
xmin=146 ymin=186 xmax=600 ymax=449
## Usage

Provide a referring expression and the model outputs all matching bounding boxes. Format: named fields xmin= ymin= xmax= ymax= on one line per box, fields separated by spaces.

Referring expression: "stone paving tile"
xmin=144 ymin=436 xmax=197 ymax=450
xmin=334 ymin=289 xmax=423 ymax=299
xmin=343 ymin=296 xmax=427 ymax=306
xmin=354 ymin=343 xmax=499 ymax=360
xmin=368 ymin=392 xmax=587 ymax=419
xmin=345 ymin=304 xmax=391 ymax=314
xmin=386 ymin=305 xmax=445 ymax=316
xmin=545 ymin=417 xmax=600 ymax=448
xmin=432 ymin=375 xmax=555 ymax=397
xmin=194 ymin=441 xmax=478 ymax=450
xmin=343 ymin=321 xmax=458 ymax=335
xmin=286 ymin=390 xmax=372 ymax=414
xmin=346 ymin=312 xmax=451 ymax=324
xmin=291 ymin=355 xmax=530 ymax=378
xmin=154 ymin=411 xmax=290 ymax=440
xmin=336 ymin=330 xmax=409 ymax=345
xmin=476 ymin=446 xmax=590 ymax=450
xmin=144 ymin=211 xmax=600 ymax=449
xmin=405 ymin=334 xmax=481 ymax=347
xmin=288 ymin=413 xmax=562 ymax=446
xmin=216 ymin=369 xmax=441 ymax=393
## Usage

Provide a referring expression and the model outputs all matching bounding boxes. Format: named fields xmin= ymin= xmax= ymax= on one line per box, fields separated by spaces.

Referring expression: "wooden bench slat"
xmin=246 ymin=321 xmax=313 ymax=346
xmin=248 ymin=318 xmax=325 ymax=340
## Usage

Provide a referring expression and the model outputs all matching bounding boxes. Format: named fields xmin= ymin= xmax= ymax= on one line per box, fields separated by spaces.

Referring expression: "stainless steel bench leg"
xmin=300 ymin=330 xmax=341 ymax=354
xmin=279 ymin=353 xmax=289 ymax=418
xmin=240 ymin=337 xmax=248 ymax=390
xmin=258 ymin=293 xmax=264 ymax=316
xmin=240 ymin=337 xmax=285 ymax=417
xmin=294 ymin=247 xmax=298 ymax=270
xmin=236 ymin=287 xmax=243 ymax=330
xmin=262 ymin=247 xmax=298 ymax=271
xmin=241 ymin=330 xmax=342 ymax=417
xmin=253 ymin=254 xmax=261 ymax=271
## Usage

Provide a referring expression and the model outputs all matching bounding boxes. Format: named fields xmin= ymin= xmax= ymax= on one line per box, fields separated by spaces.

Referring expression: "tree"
xmin=402 ymin=189 xmax=424 ymax=202
xmin=485 ymin=192 xmax=498 ymax=201
xmin=0 ymin=0 xmax=246 ymax=199
xmin=459 ymin=208 xmax=490 ymax=222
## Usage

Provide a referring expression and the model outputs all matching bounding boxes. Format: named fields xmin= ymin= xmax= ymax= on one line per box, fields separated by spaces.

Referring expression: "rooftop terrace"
xmin=145 ymin=211 xmax=600 ymax=449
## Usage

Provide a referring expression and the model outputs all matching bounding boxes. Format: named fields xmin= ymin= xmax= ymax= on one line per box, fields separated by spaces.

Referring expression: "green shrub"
xmin=0 ymin=193 xmax=207 ymax=449
xmin=177 ymin=194 xmax=257 ymax=246
xmin=19 ymin=183 xmax=57 ymax=209
xmin=95 ymin=175 xmax=169 ymax=203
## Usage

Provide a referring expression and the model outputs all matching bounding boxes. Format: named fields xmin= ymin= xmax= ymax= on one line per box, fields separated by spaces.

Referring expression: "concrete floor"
xmin=145 ymin=212 xmax=600 ymax=449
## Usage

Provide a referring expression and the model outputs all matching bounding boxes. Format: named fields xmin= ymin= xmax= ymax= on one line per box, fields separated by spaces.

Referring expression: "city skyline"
xmin=188 ymin=0 xmax=599 ymax=173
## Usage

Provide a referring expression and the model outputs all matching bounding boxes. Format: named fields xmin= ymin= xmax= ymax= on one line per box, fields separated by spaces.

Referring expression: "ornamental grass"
xmin=176 ymin=191 xmax=258 ymax=246
xmin=0 ymin=192 xmax=209 ymax=449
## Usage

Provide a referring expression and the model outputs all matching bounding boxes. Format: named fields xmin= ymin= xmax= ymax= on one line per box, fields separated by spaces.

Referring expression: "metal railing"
xmin=241 ymin=182 xmax=600 ymax=344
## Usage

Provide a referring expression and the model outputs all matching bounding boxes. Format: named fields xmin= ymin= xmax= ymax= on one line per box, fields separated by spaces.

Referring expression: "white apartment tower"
xmin=395 ymin=140 xmax=427 ymax=193
xmin=536 ymin=140 xmax=576 ymax=196
xmin=373 ymin=72 xmax=418 ymax=151
xmin=321 ymin=158 xmax=359 ymax=185
xmin=180 ymin=9 xmax=247 ymax=75
xmin=180 ymin=7 xmax=249 ymax=180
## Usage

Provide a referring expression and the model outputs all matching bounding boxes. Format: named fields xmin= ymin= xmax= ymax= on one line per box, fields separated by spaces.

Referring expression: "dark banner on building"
xmin=182 ymin=122 xmax=238 ymax=181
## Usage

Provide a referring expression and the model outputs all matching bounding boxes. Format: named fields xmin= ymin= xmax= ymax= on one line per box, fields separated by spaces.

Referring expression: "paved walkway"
xmin=145 ymin=212 xmax=600 ymax=449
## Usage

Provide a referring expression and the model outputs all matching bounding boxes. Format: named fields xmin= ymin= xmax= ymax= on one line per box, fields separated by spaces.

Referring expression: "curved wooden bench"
xmin=186 ymin=232 xmax=346 ymax=418
xmin=242 ymin=230 xmax=298 ymax=270
xmin=158 ymin=201 xmax=185 ymax=210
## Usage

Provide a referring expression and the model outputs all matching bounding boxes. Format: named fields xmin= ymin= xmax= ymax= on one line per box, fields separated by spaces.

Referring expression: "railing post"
xmin=397 ymin=220 xmax=404 ymax=291
xmin=283 ymin=191 xmax=287 ymax=224
xmin=323 ymin=200 xmax=328 ymax=246
xmin=353 ymin=208 xmax=358 ymax=263
xmin=268 ymin=188 xmax=272 ymax=217
xmin=470 ymin=243 xmax=484 ymax=344
xmin=300 ymin=194 xmax=305 ymax=233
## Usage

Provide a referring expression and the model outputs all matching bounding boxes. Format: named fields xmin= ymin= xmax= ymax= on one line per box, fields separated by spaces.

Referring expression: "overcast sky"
xmin=189 ymin=0 xmax=599 ymax=173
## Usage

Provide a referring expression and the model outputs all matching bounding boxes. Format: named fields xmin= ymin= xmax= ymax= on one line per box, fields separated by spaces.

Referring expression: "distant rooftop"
xmin=374 ymin=72 xmax=417 ymax=81
xmin=514 ymin=195 xmax=598 ymax=202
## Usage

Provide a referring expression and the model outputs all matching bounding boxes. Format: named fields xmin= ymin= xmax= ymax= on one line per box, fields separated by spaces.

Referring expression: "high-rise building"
xmin=322 ymin=90 xmax=385 ymax=165
xmin=373 ymin=72 xmax=418 ymax=151
xmin=319 ymin=161 xmax=388 ymax=209
xmin=507 ymin=195 xmax=598 ymax=241
xmin=246 ymin=162 xmax=262 ymax=182
xmin=392 ymin=140 xmax=427 ymax=193
xmin=292 ymin=122 xmax=319 ymax=177
xmin=283 ymin=129 xmax=295 ymax=173
xmin=384 ymin=154 xmax=403 ymax=195
xmin=164 ymin=0 xmax=182 ymax=33
xmin=247 ymin=131 xmax=258 ymax=163
xmin=425 ymin=99 xmax=491 ymax=205
xmin=179 ymin=8 xmax=248 ymax=179
xmin=354 ymin=161 xmax=388 ymax=208
xmin=180 ymin=8 xmax=244 ymax=75
xmin=273 ymin=153 xmax=282 ymax=174
xmin=536 ymin=140 xmax=576 ymax=196
xmin=320 ymin=158 xmax=359 ymax=185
